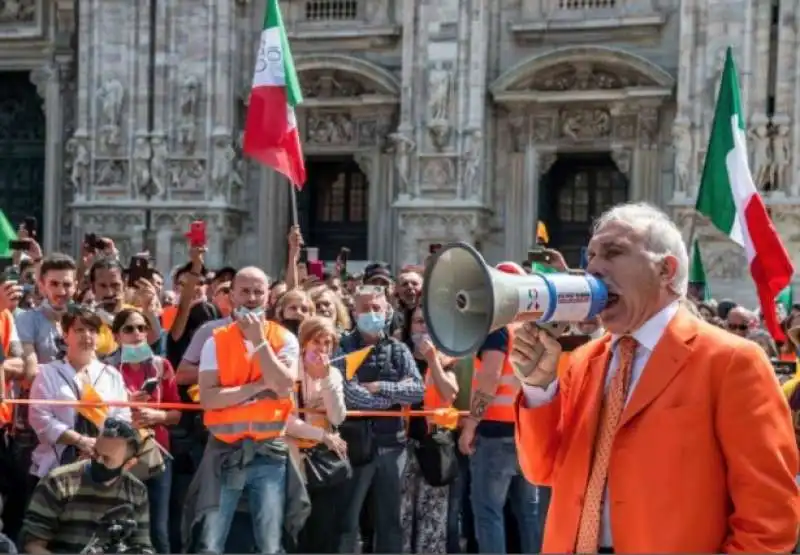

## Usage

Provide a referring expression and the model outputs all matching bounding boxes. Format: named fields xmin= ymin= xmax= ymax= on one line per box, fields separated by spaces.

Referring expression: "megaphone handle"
xmin=527 ymin=322 xmax=571 ymax=368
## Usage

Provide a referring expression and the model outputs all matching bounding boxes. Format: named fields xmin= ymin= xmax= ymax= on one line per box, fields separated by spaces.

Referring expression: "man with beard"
xmin=88 ymin=257 xmax=161 ymax=357
xmin=513 ymin=203 xmax=798 ymax=553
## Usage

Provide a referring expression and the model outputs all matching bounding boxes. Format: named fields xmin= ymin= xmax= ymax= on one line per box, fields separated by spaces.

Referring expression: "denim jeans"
xmin=339 ymin=446 xmax=408 ymax=554
xmin=145 ymin=459 xmax=172 ymax=554
xmin=198 ymin=452 xmax=287 ymax=554
xmin=469 ymin=435 xmax=547 ymax=554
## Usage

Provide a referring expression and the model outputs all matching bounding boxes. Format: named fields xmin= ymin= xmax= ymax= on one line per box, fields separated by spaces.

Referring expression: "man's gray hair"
xmin=594 ymin=202 xmax=689 ymax=297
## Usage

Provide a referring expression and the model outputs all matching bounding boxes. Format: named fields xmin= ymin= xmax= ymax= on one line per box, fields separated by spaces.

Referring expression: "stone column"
xmin=356 ymin=150 xmax=383 ymax=261
xmin=155 ymin=227 xmax=172 ymax=272
xmin=31 ymin=63 xmax=64 ymax=254
xmin=504 ymin=146 xmax=541 ymax=261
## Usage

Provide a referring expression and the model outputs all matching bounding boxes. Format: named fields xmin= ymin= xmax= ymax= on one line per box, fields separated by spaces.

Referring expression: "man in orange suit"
xmin=513 ymin=202 xmax=799 ymax=553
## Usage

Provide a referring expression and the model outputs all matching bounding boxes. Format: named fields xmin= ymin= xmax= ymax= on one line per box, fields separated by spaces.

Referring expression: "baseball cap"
xmin=363 ymin=262 xmax=393 ymax=286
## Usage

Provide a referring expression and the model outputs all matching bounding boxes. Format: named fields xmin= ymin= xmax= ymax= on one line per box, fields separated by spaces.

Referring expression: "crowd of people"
xmin=0 ymin=202 xmax=797 ymax=554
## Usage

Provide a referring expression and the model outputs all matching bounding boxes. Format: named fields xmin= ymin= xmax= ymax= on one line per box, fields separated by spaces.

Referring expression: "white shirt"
xmin=523 ymin=301 xmax=680 ymax=548
xmin=28 ymin=358 xmax=132 ymax=478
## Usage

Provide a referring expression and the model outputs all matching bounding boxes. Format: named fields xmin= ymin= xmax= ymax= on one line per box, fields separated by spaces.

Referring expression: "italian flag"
xmin=695 ymin=47 xmax=794 ymax=340
xmin=243 ymin=0 xmax=306 ymax=188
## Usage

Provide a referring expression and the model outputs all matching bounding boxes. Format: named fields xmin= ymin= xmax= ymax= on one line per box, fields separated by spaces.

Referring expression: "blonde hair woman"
xmin=309 ymin=285 xmax=351 ymax=333
xmin=286 ymin=316 xmax=349 ymax=553
xmin=273 ymin=288 xmax=315 ymax=336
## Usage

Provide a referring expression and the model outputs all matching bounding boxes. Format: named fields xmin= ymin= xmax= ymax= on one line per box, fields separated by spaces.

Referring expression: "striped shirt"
xmin=21 ymin=460 xmax=151 ymax=554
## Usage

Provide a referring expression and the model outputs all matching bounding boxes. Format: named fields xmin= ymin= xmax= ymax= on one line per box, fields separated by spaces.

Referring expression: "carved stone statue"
xmin=149 ymin=136 xmax=168 ymax=197
xmin=132 ymin=136 xmax=152 ymax=195
xmin=427 ymin=70 xmax=453 ymax=149
xmin=748 ymin=124 xmax=771 ymax=189
xmin=770 ymin=124 xmax=792 ymax=194
xmin=0 ymin=0 xmax=35 ymax=23
xmin=462 ymin=130 xmax=482 ymax=200
xmin=178 ymin=75 xmax=201 ymax=153
xmin=65 ymin=135 xmax=90 ymax=194
xmin=672 ymin=122 xmax=692 ymax=194
xmin=96 ymin=79 xmax=125 ymax=150
xmin=211 ymin=137 xmax=235 ymax=199
xmin=387 ymin=132 xmax=416 ymax=197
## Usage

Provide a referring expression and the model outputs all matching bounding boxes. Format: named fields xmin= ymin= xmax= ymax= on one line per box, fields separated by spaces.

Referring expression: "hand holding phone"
xmin=527 ymin=248 xmax=553 ymax=266
xmin=140 ymin=377 xmax=160 ymax=395
xmin=186 ymin=221 xmax=207 ymax=247
xmin=127 ymin=256 xmax=152 ymax=288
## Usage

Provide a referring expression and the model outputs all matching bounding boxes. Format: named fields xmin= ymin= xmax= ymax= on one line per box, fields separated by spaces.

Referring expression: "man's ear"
xmin=661 ymin=255 xmax=679 ymax=286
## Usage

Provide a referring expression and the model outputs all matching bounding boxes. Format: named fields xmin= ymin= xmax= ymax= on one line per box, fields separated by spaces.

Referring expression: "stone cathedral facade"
xmin=1 ymin=0 xmax=799 ymax=302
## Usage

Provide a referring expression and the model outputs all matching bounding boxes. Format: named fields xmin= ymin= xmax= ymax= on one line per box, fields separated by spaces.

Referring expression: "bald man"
xmin=726 ymin=306 xmax=758 ymax=338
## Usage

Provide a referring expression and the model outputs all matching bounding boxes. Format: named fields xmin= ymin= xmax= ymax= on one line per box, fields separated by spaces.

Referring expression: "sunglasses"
xmin=727 ymin=323 xmax=749 ymax=332
xmin=121 ymin=324 xmax=148 ymax=334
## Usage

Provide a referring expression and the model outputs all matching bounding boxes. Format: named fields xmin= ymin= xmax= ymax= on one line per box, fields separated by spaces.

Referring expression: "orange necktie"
xmin=575 ymin=335 xmax=638 ymax=553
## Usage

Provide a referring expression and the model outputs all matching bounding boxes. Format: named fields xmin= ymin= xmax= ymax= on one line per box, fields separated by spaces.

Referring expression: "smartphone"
xmin=186 ymin=220 xmax=206 ymax=247
xmin=127 ymin=256 xmax=151 ymax=287
xmin=527 ymin=248 xmax=553 ymax=265
xmin=83 ymin=233 xmax=108 ymax=251
xmin=0 ymin=259 xmax=17 ymax=283
xmin=558 ymin=334 xmax=592 ymax=352
xmin=22 ymin=217 xmax=37 ymax=238
xmin=140 ymin=377 xmax=160 ymax=395
xmin=9 ymin=239 xmax=30 ymax=251
xmin=429 ymin=243 xmax=443 ymax=255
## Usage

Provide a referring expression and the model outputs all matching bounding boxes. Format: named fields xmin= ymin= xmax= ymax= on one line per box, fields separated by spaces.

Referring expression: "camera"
xmin=80 ymin=504 xmax=152 ymax=555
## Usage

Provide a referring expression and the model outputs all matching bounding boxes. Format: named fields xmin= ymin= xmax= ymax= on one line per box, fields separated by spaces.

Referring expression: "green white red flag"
xmin=695 ymin=47 xmax=794 ymax=340
xmin=243 ymin=0 xmax=306 ymax=188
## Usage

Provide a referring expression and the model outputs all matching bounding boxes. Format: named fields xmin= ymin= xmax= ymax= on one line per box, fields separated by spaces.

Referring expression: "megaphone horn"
xmin=422 ymin=242 xmax=608 ymax=358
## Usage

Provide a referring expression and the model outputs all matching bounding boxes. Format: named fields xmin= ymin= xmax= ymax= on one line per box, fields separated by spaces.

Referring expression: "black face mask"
xmin=281 ymin=319 xmax=301 ymax=336
xmin=89 ymin=459 xmax=124 ymax=483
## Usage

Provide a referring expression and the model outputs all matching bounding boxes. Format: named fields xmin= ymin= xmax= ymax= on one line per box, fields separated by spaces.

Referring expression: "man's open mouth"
xmin=606 ymin=292 xmax=620 ymax=309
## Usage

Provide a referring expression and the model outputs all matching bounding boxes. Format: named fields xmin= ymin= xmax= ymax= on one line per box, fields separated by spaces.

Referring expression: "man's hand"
xmin=133 ymin=278 xmax=158 ymax=312
xmin=0 ymin=281 xmax=22 ymax=312
xmin=458 ymin=417 xmax=478 ymax=455
xmin=189 ymin=245 xmax=205 ymax=274
xmin=509 ymin=322 xmax=563 ymax=387
xmin=362 ymin=382 xmax=380 ymax=394
xmin=235 ymin=310 xmax=266 ymax=346
xmin=133 ymin=407 xmax=167 ymax=427
xmin=288 ymin=225 xmax=303 ymax=258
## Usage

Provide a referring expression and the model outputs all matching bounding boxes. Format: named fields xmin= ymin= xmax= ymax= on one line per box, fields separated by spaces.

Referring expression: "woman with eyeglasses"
xmin=28 ymin=307 xmax=131 ymax=493
xmin=107 ymin=307 xmax=182 ymax=554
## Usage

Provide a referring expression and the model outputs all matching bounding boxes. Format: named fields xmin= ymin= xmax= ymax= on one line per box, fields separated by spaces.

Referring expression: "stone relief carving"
xmin=532 ymin=116 xmax=555 ymax=142
xmin=353 ymin=152 xmax=373 ymax=180
xmin=65 ymin=134 xmax=90 ymax=194
xmin=178 ymin=75 xmax=201 ymax=154
xmin=0 ymin=0 xmax=35 ymax=23
xmin=672 ymin=121 xmax=692 ymax=195
xmin=387 ymin=131 xmax=416 ymax=197
xmin=559 ymin=108 xmax=611 ymax=141
xmin=211 ymin=136 xmax=236 ymax=199
xmin=149 ymin=136 xmax=168 ymax=197
xmin=427 ymin=69 xmax=453 ymax=150
xmin=770 ymin=123 xmax=792 ymax=195
xmin=525 ymin=63 xmax=652 ymax=92
xmin=132 ymin=136 xmax=151 ymax=195
xmin=301 ymin=71 xmax=377 ymax=98
xmin=638 ymin=108 xmax=659 ymax=146
xmin=507 ymin=112 xmax=527 ymax=152
xmin=421 ymin=158 xmax=455 ymax=189
xmin=538 ymin=153 xmax=557 ymax=176
xmin=748 ymin=123 xmax=771 ymax=189
xmin=307 ymin=113 xmax=354 ymax=145
xmin=613 ymin=114 xmax=637 ymax=141
xmin=229 ymin=132 xmax=246 ymax=205
xmin=94 ymin=160 xmax=127 ymax=188
xmin=610 ymin=148 xmax=632 ymax=178
xmin=169 ymin=160 xmax=206 ymax=191
xmin=96 ymin=79 xmax=125 ymax=151
xmin=462 ymin=130 xmax=482 ymax=199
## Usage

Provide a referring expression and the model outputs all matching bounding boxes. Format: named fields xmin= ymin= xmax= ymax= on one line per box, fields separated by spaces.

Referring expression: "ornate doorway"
xmin=296 ymin=157 xmax=369 ymax=260
xmin=539 ymin=152 xmax=628 ymax=267
xmin=0 ymin=72 xmax=45 ymax=234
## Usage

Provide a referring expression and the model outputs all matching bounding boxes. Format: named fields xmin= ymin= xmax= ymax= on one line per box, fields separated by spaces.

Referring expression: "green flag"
xmin=0 ymin=210 xmax=17 ymax=258
xmin=688 ymin=240 xmax=711 ymax=301
xmin=776 ymin=285 xmax=794 ymax=314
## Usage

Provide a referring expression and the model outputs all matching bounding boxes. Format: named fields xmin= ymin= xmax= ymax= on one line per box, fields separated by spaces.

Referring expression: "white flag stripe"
xmin=252 ymin=28 xmax=285 ymax=89
xmin=724 ymin=115 xmax=756 ymax=258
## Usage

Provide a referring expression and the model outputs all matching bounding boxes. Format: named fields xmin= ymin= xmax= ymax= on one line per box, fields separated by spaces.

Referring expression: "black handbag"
xmin=297 ymin=380 xmax=352 ymax=489
xmin=415 ymin=428 xmax=459 ymax=487
xmin=337 ymin=417 xmax=374 ymax=467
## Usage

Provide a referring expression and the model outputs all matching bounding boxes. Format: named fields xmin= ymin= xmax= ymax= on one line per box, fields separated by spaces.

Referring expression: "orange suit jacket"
xmin=515 ymin=308 xmax=799 ymax=553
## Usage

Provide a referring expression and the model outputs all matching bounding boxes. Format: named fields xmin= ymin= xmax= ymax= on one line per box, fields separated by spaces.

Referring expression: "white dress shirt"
xmin=523 ymin=301 xmax=680 ymax=548
xmin=28 ymin=358 xmax=132 ymax=478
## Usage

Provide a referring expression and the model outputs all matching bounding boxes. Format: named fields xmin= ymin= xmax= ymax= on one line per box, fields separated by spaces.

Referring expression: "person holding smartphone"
xmin=107 ymin=308 xmax=181 ymax=554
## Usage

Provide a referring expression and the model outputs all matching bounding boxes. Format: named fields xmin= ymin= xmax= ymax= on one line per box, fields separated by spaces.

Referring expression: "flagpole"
xmin=289 ymin=182 xmax=299 ymax=227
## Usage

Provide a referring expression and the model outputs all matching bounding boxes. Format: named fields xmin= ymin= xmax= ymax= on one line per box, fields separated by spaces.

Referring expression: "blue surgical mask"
xmin=234 ymin=306 xmax=265 ymax=318
xmin=120 ymin=342 xmax=153 ymax=364
xmin=357 ymin=311 xmax=385 ymax=336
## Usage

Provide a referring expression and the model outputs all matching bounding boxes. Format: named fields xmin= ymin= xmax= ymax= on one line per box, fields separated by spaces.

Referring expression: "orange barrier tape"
xmin=3 ymin=398 xmax=469 ymax=419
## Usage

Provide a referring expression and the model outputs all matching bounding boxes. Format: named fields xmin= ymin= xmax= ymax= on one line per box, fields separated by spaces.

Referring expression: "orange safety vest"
xmin=161 ymin=306 xmax=178 ymax=332
xmin=203 ymin=321 xmax=295 ymax=443
xmin=423 ymin=371 xmax=458 ymax=429
xmin=472 ymin=327 xmax=518 ymax=423
xmin=0 ymin=310 xmax=14 ymax=426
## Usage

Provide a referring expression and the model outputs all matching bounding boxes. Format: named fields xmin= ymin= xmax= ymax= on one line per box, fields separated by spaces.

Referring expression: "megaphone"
xmin=422 ymin=242 xmax=608 ymax=357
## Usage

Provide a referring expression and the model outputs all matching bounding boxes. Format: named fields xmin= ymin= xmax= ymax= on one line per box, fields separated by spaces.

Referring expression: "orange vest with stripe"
xmin=161 ymin=306 xmax=178 ymax=332
xmin=472 ymin=327 xmax=518 ymax=423
xmin=423 ymin=370 xmax=453 ymax=428
xmin=203 ymin=321 xmax=295 ymax=443
xmin=0 ymin=310 xmax=14 ymax=425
